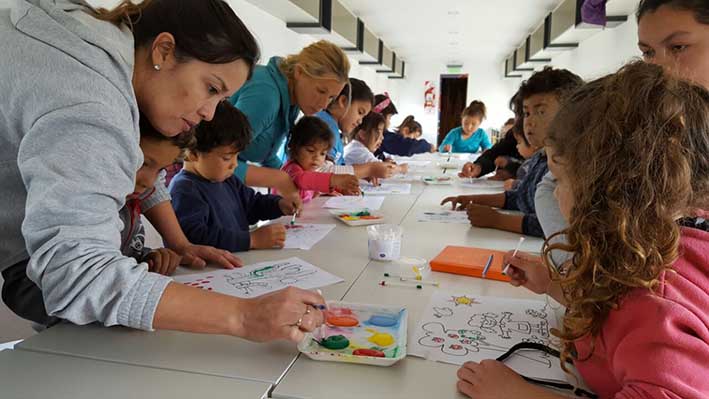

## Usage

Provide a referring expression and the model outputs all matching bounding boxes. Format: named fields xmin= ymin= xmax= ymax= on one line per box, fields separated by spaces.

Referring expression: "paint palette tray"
xmin=422 ymin=176 xmax=453 ymax=185
xmin=298 ymin=301 xmax=408 ymax=367
xmin=330 ymin=210 xmax=385 ymax=227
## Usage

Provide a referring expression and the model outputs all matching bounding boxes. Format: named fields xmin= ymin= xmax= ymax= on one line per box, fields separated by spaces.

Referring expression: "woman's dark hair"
xmin=397 ymin=115 xmax=422 ymax=134
xmin=139 ymin=114 xmax=195 ymax=151
xmin=504 ymin=117 xmax=515 ymax=127
xmin=335 ymin=78 xmax=374 ymax=106
xmin=93 ymin=0 xmax=260 ymax=74
xmin=373 ymin=94 xmax=398 ymax=116
xmin=190 ymin=102 xmax=252 ymax=153
xmin=287 ymin=116 xmax=335 ymax=159
xmin=354 ymin=112 xmax=386 ymax=142
xmin=461 ymin=100 xmax=486 ymax=120
xmin=637 ymin=0 xmax=709 ymax=24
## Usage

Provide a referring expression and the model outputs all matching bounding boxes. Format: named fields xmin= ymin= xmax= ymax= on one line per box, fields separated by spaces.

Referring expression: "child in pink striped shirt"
xmin=281 ymin=116 xmax=360 ymax=202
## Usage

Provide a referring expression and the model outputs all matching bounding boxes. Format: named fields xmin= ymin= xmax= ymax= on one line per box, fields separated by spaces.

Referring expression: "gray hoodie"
xmin=0 ymin=0 xmax=171 ymax=330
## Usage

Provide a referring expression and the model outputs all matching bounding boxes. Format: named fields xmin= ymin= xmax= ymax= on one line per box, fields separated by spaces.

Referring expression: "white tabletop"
xmin=272 ymin=164 xmax=548 ymax=399
xmin=0 ymin=349 xmax=271 ymax=399
xmin=12 ymin=152 xmax=559 ymax=397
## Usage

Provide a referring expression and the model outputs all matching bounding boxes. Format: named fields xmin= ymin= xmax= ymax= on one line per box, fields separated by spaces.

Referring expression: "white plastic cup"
xmin=367 ymin=224 xmax=402 ymax=261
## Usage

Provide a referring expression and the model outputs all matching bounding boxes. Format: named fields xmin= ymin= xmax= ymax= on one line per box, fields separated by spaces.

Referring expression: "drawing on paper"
xmin=173 ymin=257 xmax=343 ymax=299
xmin=360 ymin=182 xmax=411 ymax=195
xmin=416 ymin=322 xmax=553 ymax=368
xmin=410 ymin=292 xmax=567 ymax=382
xmin=282 ymin=223 xmax=336 ymax=250
xmin=417 ymin=211 xmax=469 ymax=224
xmin=433 ymin=307 xmax=454 ymax=318
xmin=223 ymin=261 xmax=318 ymax=296
xmin=468 ymin=312 xmax=550 ymax=340
xmin=449 ymin=295 xmax=480 ymax=307
xmin=323 ymin=195 xmax=386 ymax=210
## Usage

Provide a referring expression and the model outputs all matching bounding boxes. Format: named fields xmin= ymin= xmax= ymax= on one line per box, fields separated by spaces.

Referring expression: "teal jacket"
xmin=229 ymin=56 xmax=300 ymax=180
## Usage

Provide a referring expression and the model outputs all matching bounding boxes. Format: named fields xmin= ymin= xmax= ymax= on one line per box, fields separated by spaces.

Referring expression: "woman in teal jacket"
xmin=229 ymin=40 xmax=349 ymax=190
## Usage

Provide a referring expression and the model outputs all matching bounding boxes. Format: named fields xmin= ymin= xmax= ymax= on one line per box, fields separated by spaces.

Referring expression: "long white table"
xmin=11 ymin=152 xmax=555 ymax=397
xmin=0 ymin=349 xmax=271 ymax=399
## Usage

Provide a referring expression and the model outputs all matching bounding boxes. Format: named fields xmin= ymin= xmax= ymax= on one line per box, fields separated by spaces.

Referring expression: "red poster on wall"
xmin=424 ymin=80 xmax=436 ymax=114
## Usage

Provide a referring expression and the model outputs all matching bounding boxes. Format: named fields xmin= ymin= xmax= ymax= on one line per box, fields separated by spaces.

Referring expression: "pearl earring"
xmin=153 ymin=64 xmax=161 ymax=71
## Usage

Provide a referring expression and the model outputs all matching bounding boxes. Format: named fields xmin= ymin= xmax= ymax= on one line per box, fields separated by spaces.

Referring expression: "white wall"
xmin=226 ymin=0 xmax=401 ymax=105
xmin=392 ymin=15 xmax=643 ymax=145
xmin=391 ymin=61 xmax=518 ymax=146
xmin=546 ymin=17 xmax=642 ymax=81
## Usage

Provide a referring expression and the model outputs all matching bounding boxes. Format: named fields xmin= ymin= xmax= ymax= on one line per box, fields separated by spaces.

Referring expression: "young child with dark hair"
xmin=496 ymin=127 xmax=540 ymax=191
xmin=344 ymin=112 xmax=408 ymax=175
xmin=120 ymin=118 xmax=194 ymax=276
xmin=440 ymin=100 xmax=491 ymax=153
xmin=281 ymin=116 xmax=360 ymax=202
xmin=169 ymin=102 xmax=297 ymax=252
xmin=441 ymin=68 xmax=584 ymax=237
xmin=379 ymin=115 xmax=435 ymax=156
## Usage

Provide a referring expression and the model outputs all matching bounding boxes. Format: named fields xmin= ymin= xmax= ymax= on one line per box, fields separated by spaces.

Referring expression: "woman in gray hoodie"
xmin=0 ymin=0 xmax=325 ymax=342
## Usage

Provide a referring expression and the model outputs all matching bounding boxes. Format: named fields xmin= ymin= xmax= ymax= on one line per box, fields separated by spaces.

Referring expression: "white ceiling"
xmin=339 ymin=0 xmax=563 ymax=66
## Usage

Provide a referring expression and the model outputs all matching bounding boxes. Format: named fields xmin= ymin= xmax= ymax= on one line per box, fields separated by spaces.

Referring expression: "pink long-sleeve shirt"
xmin=280 ymin=160 xmax=333 ymax=203
xmin=574 ymin=227 xmax=709 ymax=398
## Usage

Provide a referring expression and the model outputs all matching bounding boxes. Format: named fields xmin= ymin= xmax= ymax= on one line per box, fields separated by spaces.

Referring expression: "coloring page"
xmin=410 ymin=292 xmax=568 ymax=383
xmin=416 ymin=210 xmax=469 ymax=224
xmin=174 ymin=257 xmax=343 ymax=299
xmin=458 ymin=178 xmax=505 ymax=189
xmin=323 ymin=195 xmax=386 ymax=210
xmin=360 ymin=182 xmax=411 ymax=195
xmin=283 ymin=223 xmax=336 ymax=250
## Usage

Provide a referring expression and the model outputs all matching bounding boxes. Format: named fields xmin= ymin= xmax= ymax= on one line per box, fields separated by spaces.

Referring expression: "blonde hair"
xmin=544 ymin=61 xmax=709 ymax=372
xmin=279 ymin=40 xmax=350 ymax=84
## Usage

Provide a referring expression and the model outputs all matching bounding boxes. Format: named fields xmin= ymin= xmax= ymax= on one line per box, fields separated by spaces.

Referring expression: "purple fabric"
xmin=581 ymin=0 xmax=607 ymax=26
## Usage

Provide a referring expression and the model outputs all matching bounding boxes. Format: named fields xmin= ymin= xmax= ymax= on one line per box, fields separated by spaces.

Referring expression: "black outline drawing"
xmin=433 ymin=307 xmax=454 ymax=318
xmin=224 ymin=261 xmax=318 ymax=296
xmin=468 ymin=311 xmax=550 ymax=339
xmin=417 ymin=322 xmax=552 ymax=368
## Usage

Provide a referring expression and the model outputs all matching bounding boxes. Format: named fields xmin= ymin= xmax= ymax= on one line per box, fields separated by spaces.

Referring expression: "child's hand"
xmin=466 ymin=204 xmax=498 ymax=228
xmin=494 ymin=156 xmax=508 ymax=168
xmin=365 ymin=176 xmax=380 ymax=186
xmin=459 ymin=162 xmax=482 ymax=178
xmin=370 ymin=162 xmax=396 ymax=179
xmin=440 ymin=195 xmax=477 ymax=210
xmin=397 ymin=163 xmax=409 ymax=174
xmin=457 ymin=360 xmax=541 ymax=399
xmin=145 ymin=248 xmax=182 ymax=276
xmin=250 ymin=224 xmax=287 ymax=249
xmin=503 ymin=251 xmax=551 ymax=295
xmin=330 ymin=174 xmax=360 ymax=195
xmin=442 ymin=144 xmax=452 ymax=152
xmin=278 ymin=194 xmax=301 ymax=216
xmin=176 ymin=244 xmax=242 ymax=269
xmin=503 ymin=179 xmax=516 ymax=191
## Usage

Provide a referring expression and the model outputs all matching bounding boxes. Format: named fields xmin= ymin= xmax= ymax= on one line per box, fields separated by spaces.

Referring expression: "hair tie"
xmin=373 ymin=94 xmax=392 ymax=114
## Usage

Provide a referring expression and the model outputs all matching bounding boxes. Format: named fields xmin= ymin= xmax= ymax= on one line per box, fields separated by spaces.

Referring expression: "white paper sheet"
xmin=416 ymin=210 xmax=469 ymax=224
xmin=323 ymin=195 xmax=386 ymax=210
xmin=283 ymin=223 xmax=336 ymax=250
xmin=360 ymin=182 xmax=412 ymax=195
xmin=173 ymin=257 xmax=344 ymax=299
xmin=410 ymin=291 xmax=568 ymax=383
xmin=458 ymin=178 xmax=506 ymax=189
